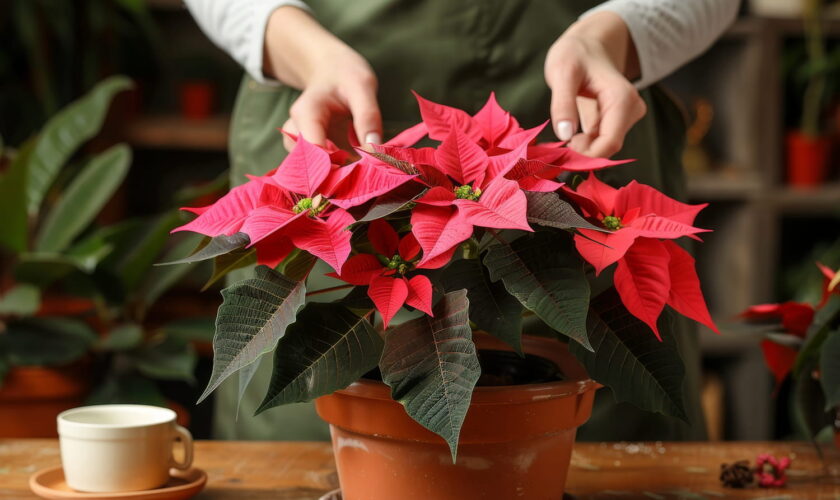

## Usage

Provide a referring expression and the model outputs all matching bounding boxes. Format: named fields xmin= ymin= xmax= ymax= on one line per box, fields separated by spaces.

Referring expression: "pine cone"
xmin=720 ymin=460 xmax=754 ymax=488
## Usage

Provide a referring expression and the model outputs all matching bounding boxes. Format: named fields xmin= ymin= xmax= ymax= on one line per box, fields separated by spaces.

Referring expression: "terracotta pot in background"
xmin=179 ymin=81 xmax=216 ymax=121
xmin=786 ymin=131 xmax=831 ymax=188
xmin=315 ymin=335 xmax=598 ymax=500
xmin=0 ymin=364 xmax=90 ymax=438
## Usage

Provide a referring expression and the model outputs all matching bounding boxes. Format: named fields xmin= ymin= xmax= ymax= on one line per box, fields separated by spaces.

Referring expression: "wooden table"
xmin=1 ymin=440 xmax=838 ymax=499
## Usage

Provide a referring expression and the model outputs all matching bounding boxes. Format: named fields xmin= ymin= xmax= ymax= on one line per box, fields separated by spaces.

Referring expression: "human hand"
xmin=545 ymin=11 xmax=646 ymax=158
xmin=263 ymin=7 xmax=382 ymax=152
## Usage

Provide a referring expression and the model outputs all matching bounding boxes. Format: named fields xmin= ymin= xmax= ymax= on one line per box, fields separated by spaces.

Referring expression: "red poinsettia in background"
xmin=562 ymin=174 xmax=718 ymax=338
xmin=741 ymin=263 xmax=839 ymax=385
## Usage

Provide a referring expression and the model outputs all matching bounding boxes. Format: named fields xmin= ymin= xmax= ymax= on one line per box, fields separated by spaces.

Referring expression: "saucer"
xmin=317 ymin=490 xmax=577 ymax=499
xmin=29 ymin=467 xmax=207 ymax=500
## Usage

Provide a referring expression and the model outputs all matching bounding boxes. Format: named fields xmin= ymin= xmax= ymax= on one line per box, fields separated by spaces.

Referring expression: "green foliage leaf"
xmin=26 ymin=76 xmax=132 ymax=215
xmin=440 ymin=258 xmax=523 ymax=354
xmin=379 ymin=290 xmax=480 ymax=461
xmin=86 ymin=374 xmax=167 ymax=407
xmin=14 ymin=253 xmax=97 ymax=288
xmin=280 ymin=250 xmax=317 ymax=281
xmin=198 ymin=266 xmax=306 ymax=403
xmin=0 ymin=140 xmax=33 ymax=252
xmin=0 ymin=284 xmax=41 ymax=316
xmin=525 ymin=191 xmax=605 ymax=232
xmin=135 ymin=232 xmax=204 ymax=307
xmin=795 ymin=295 xmax=840 ymax=375
xmin=158 ymin=232 xmax=250 ymax=266
xmin=132 ymin=335 xmax=197 ymax=382
xmin=357 ymin=184 xmax=423 ymax=223
xmin=257 ymin=303 xmax=383 ymax=412
xmin=237 ymin=355 xmax=262 ymax=418
xmin=483 ymin=231 xmax=591 ymax=350
xmin=3 ymin=317 xmax=96 ymax=366
xmin=819 ymin=331 xmax=840 ymax=410
xmin=569 ymin=289 xmax=688 ymax=421
xmin=36 ymin=143 xmax=131 ymax=253
xmin=106 ymin=211 xmax=182 ymax=293
xmin=100 ymin=324 xmax=143 ymax=351
xmin=202 ymin=249 xmax=257 ymax=292
xmin=162 ymin=317 xmax=215 ymax=344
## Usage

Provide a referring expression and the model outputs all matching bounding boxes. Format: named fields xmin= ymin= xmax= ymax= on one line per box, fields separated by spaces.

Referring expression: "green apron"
xmin=215 ymin=0 xmax=707 ymax=442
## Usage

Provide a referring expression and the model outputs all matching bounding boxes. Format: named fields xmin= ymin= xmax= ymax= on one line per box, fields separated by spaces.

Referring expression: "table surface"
xmin=1 ymin=440 xmax=838 ymax=499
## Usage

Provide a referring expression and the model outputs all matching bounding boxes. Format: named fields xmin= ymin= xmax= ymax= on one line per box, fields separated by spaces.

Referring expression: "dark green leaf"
xmin=237 ymin=355 xmax=262 ymax=418
xmin=0 ymin=139 xmax=32 ymax=252
xmin=280 ymin=250 xmax=317 ymax=281
xmin=132 ymin=336 xmax=197 ymax=382
xmin=440 ymin=258 xmax=523 ymax=354
xmin=570 ymin=289 xmax=688 ymax=420
xmin=357 ymin=184 xmax=423 ymax=223
xmin=795 ymin=296 xmax=840 ymax=375
xmin=26 ymin=76 xmax=132 ymax=215
xmin=525 ymin=191 xmax=605 ymax=232
xmin=198 ymin=266 xmax=306 ymax=403
xmin=110 ymin=211 xmax=182 ymax=292
xmin=4 ymin=317 xmax=96 ymax=366
xmin=36 ymin=144 xmax=131 ymax=252
xmin=202 ymin=249 xmax=257 ymax=291
xmin=135 ymin=232 xmax=204 ymax=307
xmin=157 ymin=232 xmax=250 ymax=266
xmin=162 ymin=317 xmax=215 ymax=344
xmin=100 ymin=324 xmax=143 ymax=351
xmin=257 ymin=303 xmax=382 ymax=412
xmin=483 ymin=232 xmax=591 ymax=349
xmin=379 ymin=290 xmax=480 ymax=461
xmin=792 ymin=360 xmax=832 ymax=441
xmin=86 ymin=374 xmax=167 ymax=407
xmin=820 ymin=331 xmax=840 ymax=410
xmin=14 ymin=253 xmax=93 ymax=288
xmin=0 ymin=284 xmax=41 ymax=316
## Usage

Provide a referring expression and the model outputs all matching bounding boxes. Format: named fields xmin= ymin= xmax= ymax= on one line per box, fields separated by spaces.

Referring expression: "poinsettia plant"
xmin=741 ymin=263 xmax=840 ymax=440
xmin=165 ymin=92 xmax=718 ymax=457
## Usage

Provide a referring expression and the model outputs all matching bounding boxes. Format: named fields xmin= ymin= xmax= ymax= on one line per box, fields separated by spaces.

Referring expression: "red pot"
xmin=179 ymin=81 xmax=216 ymax=121
xmin=315 ymin=334 xmax=598 ymax=500
xmin=786 ymin=131 xmax=831 ymax=188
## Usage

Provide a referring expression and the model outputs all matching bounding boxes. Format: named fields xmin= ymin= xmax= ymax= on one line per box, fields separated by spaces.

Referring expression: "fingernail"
xmin=556 ymin=121 xmax=574 ymax=142
xmin=365 ymin=132 xmax=382 ymax=145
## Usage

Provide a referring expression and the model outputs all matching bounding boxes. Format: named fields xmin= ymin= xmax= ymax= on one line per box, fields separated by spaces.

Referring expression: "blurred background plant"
xmin=0 ymin=76 xmax=218 ymax=437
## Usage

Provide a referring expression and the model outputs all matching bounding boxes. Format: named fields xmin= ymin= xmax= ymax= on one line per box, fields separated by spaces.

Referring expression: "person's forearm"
xmin=563 ymin=11 xmax=640 ymax=82
xmin=262 ymin=6 xmax=351 ymax=89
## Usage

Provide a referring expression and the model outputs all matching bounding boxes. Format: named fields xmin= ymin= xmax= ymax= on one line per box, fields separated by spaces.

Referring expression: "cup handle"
xmin=170 ymin=424 xmax=194 ymax=470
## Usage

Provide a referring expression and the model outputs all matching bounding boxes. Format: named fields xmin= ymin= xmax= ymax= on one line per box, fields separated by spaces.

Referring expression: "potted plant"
xmin=786 ymin=0 xmax=837 ymax=187
xmin=168 ymin=93 xmax=718 ymax=499
xmin=741 ymin=263 xmax=840 ymax=449
xmin=0 ymin=76 xmax=214 ymax=437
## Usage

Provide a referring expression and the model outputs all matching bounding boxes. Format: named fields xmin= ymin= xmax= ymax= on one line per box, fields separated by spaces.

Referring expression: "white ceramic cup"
xmin=57 ymin=404 xmax=193 ymax=492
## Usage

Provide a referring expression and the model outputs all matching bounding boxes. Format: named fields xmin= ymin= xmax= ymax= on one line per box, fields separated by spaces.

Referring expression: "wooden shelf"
xmin=770 ymin=184 xmax=840 ymax=214
xmin=686 ymin=170 xmax=764 ymax=200
xmin=122 ymin=115 xmax=230 ymax=151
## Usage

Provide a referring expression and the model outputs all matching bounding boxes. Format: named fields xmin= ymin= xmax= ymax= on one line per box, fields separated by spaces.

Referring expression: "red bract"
xmin=742 ymin=301 xmax=815 ymax=385
xmin=329 ymin=220 xmax=436 ymax=327
xmin=564 ymin=174 xmax=717 ymax=338
xmin=817 ymin=261 xmax=840 ymax=307
xmin=174 ymin=137 xmax=415 ymax=272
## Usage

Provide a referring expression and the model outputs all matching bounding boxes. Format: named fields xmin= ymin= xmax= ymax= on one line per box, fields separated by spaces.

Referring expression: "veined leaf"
xmin=483 ymin=231 xmax=591 ymax=349
xmin=26 ymin=76 xmax=132 ymax=215
xmin=379 ymin=290 xmax=480 ymax=461
xmin=0 ymin=284 xmax=41 ymax=316
xmin=525 ymin=191 xmax=605 ymax=232
xmin=4 ymin=317 xmax=97 ymax=366
xmin=36 ymin=143 xmax=131 ymax=253
xmin=570 ymin=289 xmax=688 ymax=421
xmin=202 ymin=249 xmax=257 ymax=292
xmin=440 ymin=258 xmax=523 ymax=354
xmin=256 ymin=303 xmax=382 ymax=412
xmin=237 ymin=355 xmax=262 ymax=419
xmin=357 ymin=184 xmax=424 ymax=223
xmin=157 ymin=232 xmax=250 ymax=266
xmin=820 ymin=331 xmax=840 ymax=411
xmin=198 ymin=266 xmax=306 ymax=403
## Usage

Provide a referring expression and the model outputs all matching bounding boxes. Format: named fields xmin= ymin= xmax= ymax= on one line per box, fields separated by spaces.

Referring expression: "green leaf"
xmin=0 ymin=140 xmax=32 ymax=252
xmin=483 ymin=231 xmax=591 ymax=350
xmin=100 ymin=324 xmax=143 ymax=351
xmin=135 ymin=232 xmax=204 ymax=307
xmin=132 ymin=335 xmax=197 ymax=382
xmin=820 ymin=331 xmax=840 ymax=410
xmin=795 ymin=296 xmax=840 ymax=376
xmin=86 ymin=373 xmax=167 ymax=407
xmin=569 ymin=289 xmax=688 ymax=421
xmin=256 ymin=303 xmax=383 ymax=412
xmin=157 ymin=232 xmax=250 ymax=266
xmin=792 ymin=360 xmax=832 ymax=441
xmin=14 ymin=253 xmax=95 ymax=288
xmin=440 ymin=258 xmax=523 ymax=354
xmin=379 ymin=290 xmax=480 ymax=461
xmin=25 ymin=76 xmax=132 ymax=215
xmin=202 ymin=249 xmax=257 ymax=292
xmin=109 ymin=211 xmax=182 ymax=292
xmin=525 ymin=191 xmax=606 ymax=232
xmin=280 ymin=250 xmax=317 ymax=281
xmin=0 ymin=284 xmax=41 ymax=316
xmin=357 ymin=185 xmax=423 ymax=223
xmin=162 ymin=317 xmax=215 ymax=344
xmin=4 ymin=317 xmax=96 ymax=366
xmin=237 ymin=355 xmax=262 ymax=419
xmin=36 ymin=143 xmax=131 ymax=253
xmin=198 ymin=266 xmax=306 ymax=403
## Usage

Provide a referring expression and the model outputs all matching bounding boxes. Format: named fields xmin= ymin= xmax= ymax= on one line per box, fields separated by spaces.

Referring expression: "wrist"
xmin=564 ymin=11 xmax=640 ymax=81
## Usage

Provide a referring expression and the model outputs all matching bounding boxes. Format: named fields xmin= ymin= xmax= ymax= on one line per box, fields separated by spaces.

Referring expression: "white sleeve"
xmin=183 ymin=0 xmax=311 ymax=84
xmin=582 ymin=0 xmax=741 ymax=89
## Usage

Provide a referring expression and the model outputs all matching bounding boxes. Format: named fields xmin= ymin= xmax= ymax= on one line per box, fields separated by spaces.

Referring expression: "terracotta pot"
xmin=0 ymin=364 xmax=90 ymax=438
xmin=315 ymin=334 xmax=598 ymax=500
xmin=179 ymin=81 xmax=215 ymax=121
xmin=786 ymin=131 xmax=831 ymax=188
